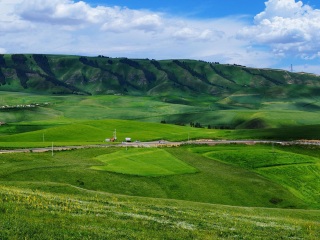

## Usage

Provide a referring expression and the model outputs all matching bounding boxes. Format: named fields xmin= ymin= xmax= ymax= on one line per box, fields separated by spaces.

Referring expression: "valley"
xmin=0 ymin=54 xmax=319 ymax=239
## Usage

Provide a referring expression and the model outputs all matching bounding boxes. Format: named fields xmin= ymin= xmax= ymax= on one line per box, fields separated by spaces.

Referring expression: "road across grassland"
xmin=1 ymin=139 xmax=320 ymax=154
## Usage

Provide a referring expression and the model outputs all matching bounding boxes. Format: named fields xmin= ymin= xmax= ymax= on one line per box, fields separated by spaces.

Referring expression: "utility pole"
xmin=114 ymin=129 xmax=117 ymax=140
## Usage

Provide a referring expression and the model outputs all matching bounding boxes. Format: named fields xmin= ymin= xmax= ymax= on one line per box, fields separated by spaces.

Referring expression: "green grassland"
xmin=192 ymin=145 xmax=320 ymax=208
xmin=1 ymin=91 xmax=320 ymax=149
xmin=0 ymin=145 xmax=319 ymax=238
xmin=92 ymin=148 xmax=198 ymax=176
xmin=1 ymin=54 xmax=320 ymax=238
xmin=1 ymin=184 xmax=319 ymax=239
xmin=0 ymin=146 xmax=320 ymax=208
xmin=1 ymin=91 xmax=320 ymax=128
xmin=1 ymin=118 xmax=320 ymax=149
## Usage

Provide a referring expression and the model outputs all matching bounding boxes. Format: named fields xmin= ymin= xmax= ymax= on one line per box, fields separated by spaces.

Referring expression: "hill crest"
xmin=0 ymin=54 xmax=319 ymax=98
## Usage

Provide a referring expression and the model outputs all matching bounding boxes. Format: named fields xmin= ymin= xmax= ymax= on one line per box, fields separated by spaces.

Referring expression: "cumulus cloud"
xmin=172 ymin=27 xmax=218 ymax=41
xmin=1 ymin=0 xmax=234 ymax=46
xmin=4 ymin=0 xmax=319 ymax=73
xmin=173 ymin=27 xmax=203 ymax=40
xmin=12 ymin=0 xmax=164 ymax=32
xmin=254 ymin=0 xmax=312 ymax=21
xmin=101 ymin=7 xmax=163 ymax=33
xmin=239 ymin=0 xmax=320 ymax=59
xmin=0 ymin=0 xmax=33 ymax=32
xmin=17 ymin=0 xmax=99 ymax=24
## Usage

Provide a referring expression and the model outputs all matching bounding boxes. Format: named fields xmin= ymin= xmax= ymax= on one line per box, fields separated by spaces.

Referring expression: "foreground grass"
xmin=0 ymin=144 xmax=319 ymax=238
xmin=0 ymin=184 xmax=319 ymax=239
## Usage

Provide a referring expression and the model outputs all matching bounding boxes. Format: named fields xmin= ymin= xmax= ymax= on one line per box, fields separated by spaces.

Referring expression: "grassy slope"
xmin=0 ymin=86 xmax=319 ymax=137
xmin=0 ymin=144 xmax=319 ymax=239
xmin=1 ymin=54 xmax=320 ymax=104
xmin=1 ymin=91 xmax=320 ymax=147
xmin=1 ymin=55 xmax=320 ymax=238
xmin=1 ymin=184 xmax=319 ymax=239
xmin=193 ymin=145 xmax=320 ymax=208
xmin=2 ymin=118 xmax=320 ymax=149
xmin=0 ymin=147 xmax=311 ymax=209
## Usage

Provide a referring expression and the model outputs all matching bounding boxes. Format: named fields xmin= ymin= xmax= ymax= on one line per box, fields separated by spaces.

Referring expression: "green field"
xmin=192 ymin=145 xmax=320 ymax=208
xmin=1 ymin=66 xmax=320 ymax=240
xmin=2 ymin=118 xmax=320 ymax=149
xmin=92 ymin=148 xmax=198 ymax=176
xmin=1 ymin=91 xmax=320 ymax=150
xmin=1 ymin=145 xmax=317 ymax=208
xmin=1 ymin=145 xmax=319 ymax=209
xmin=0 ymin=144 xmax=319 ymax=238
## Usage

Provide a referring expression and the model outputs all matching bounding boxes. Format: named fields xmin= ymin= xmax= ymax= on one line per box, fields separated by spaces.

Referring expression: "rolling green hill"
xmin=1 ymin=183 xmax=319 ymax=239
xmin=1 ymin=54 xmax=320 ymax=131
xmin=1 ymin=54 xmax=320 ymax=239
xmin=0 ymin=54 xmax=319 ymax=99
xmin=0 ymin=145 xmax=319 ymax=239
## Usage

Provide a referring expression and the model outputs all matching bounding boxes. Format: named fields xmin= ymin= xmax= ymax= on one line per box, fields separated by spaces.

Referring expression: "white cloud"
xmin=0 ymin=0 xmax=33 ymax=32
xmin=173 ymin=27 xmax=201 ymax=40
xmin=239 ymin=0 xmax=320 ymax=59
xmin=15 ymin=0 xmax=107 ymax=29
xmin=2 ymin=0 xmax=319 ymax=73
xmin=101 ymin=7 xmax=163 ymax=33
xmin=14 ymin=0 xmax=164 ymax=32
xmin=254 ymin=0 xmax=311 ymax=21
xmin=0 ymin=48 xmax=7 ymax=54
xmin=0 ymin=0 xmax=243 ymax=55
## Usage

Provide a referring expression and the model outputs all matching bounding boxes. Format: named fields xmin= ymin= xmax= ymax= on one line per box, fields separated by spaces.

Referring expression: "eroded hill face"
xmin=0 ymin=54 xmax=319 ymax=99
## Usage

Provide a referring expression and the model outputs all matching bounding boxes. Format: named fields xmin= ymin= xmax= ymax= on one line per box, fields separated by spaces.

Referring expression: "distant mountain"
xmin=0 ymin=54 xmax=319 ymax=99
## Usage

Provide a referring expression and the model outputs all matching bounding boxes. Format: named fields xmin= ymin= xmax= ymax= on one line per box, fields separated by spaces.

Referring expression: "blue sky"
xmin=1 ymin=0 xmax=320 ymax=74
xmin=86 ymin=0 xmax=266 ymax=18
xmin=86 ymin=0 xmax=319 ymax=18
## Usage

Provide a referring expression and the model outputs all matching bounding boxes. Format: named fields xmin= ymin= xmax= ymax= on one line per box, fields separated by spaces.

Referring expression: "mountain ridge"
xmin=0 ymin=54 xmax=319 ymax=99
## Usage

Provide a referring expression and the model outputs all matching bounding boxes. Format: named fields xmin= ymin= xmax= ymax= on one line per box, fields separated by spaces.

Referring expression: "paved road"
xmin=1 ymin=139 xmax=320 ymax=154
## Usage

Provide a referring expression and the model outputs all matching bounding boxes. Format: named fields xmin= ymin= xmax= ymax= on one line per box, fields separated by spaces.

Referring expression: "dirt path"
xmin=1 ymin=140 xmax=319 ymax=154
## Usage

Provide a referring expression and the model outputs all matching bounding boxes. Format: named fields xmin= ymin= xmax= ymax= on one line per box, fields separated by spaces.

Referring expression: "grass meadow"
xmin=1 ymin=184 xmax=319 ymax=239
xmin=0 ymin=145 xmax=319 ymax=238
xmin=192 ymin=144 xmax=320 ymax=209
xmin=1 ymin=91 xmax=320 ymax=139
xmin=1 ymin=118 xmax=320 ymax=149
xmin=1 ymin=91 xmax=320 ymax=238
xmin=1 ymin=145 xmax=319 ymax=208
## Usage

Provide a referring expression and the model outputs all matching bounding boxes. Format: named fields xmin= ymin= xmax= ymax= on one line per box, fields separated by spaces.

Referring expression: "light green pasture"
xmin=92 ymin=148 xmax=198 ymax=176
xmin=2 ymin=91 xmax=320 ymax=129
xmin=193 ymin=145 xmax=320 ymax=208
